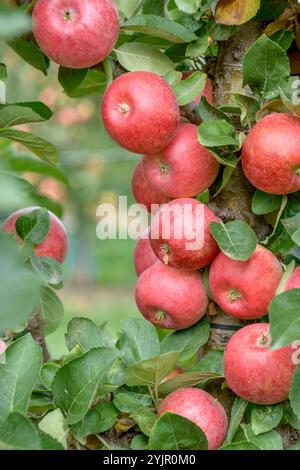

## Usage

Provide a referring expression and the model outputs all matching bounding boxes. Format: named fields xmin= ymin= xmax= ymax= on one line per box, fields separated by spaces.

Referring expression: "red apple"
xmin=209 ymin=245 xmax=282 ymax=320
xmin=242 ymin=113 xmax=300 ymax=194
xmin=158 ymin=388 xmax=228 ymax=450
xmin=3 ymin=207 xmax=68 ymax=263
xmin=134 ymin=229 xmax=157 ymax=276
xmin=182 ymin=72 xmax=214 ymax=105
xmin=142 ymin=123 xmax=219 ymax=198
xmin=285 ymin=266 xmax=300 ymax=290
xmin=132 ymin=161 xmax=170 ymax=213
xmin=32 ymin=0 xmax=119 ymax=69
xmin=150 ymin=198 xmax=220 ymax=270
xmin=135 ymin=260 xmax=208 ymax=330
xmin=224 ymin=323 xmax=296 ymax=405
xmin=101 ymin=72 xmax=180 ymax=154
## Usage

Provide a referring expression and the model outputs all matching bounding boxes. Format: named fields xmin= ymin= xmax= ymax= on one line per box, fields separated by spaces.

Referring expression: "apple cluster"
xmin=21 ymin=0 xmax=300 ymax=449
xmin=99 ymin=67 xmax=300 ymax=446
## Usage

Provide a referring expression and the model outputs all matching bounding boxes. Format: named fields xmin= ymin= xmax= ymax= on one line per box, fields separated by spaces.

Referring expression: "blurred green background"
xmin=0 ymin=44 xmax=142 ymax=357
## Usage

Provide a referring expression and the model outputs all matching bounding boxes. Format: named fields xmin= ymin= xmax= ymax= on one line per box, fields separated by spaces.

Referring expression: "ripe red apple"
xmin=158 ymin=388 xmax=228 ymax=450
xmin=134 ymin=229 xmax=157 ymax=276
xmin=142 ymin=123 xmax=220 ymax=198
xmin=150 ymin=198 xmax=220 ymax=270
xmin=182 ymin=72 xmax=214 ymax=105
xmin=242 ymin=113 xmax=300 ymax=194
xmin=224 ymin=323 xmax=296 ymax=405
xmin=209 ymin=245 xmax=282 ymax=320
xmin=135 ymin=260 xmax=208 ymax=329
xmin=132 ymin=161 xmax=170 ymax=213
xmin=32 ymin=0 xmax=119 ymax=69
xmin=101 ymin=72 xmax=180 ymax=154
xmin=3 ymin=207 xmax=68 ymax=263
xmin=285 ymin=266 xmax=300 ymax=290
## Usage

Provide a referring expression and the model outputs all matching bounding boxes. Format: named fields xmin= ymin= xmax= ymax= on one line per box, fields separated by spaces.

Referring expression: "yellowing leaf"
xmin=215 ymin=0 xmax=260 ymax=25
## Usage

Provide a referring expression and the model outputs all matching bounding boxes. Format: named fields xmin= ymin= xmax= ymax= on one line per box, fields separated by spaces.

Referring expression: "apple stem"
xmin=162 ymin=244 xmax=170 ymax=265
xmin=257 ymin=333 xmax=270 ymax=347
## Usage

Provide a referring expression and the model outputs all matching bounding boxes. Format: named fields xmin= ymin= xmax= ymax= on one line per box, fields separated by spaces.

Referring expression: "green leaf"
xmin=210 ymin=220 xmax=257 ymax=261
xmin=0 ymin=233 xmax=41 ymax=331
xmin=276 ymin=260 xmax=295 ymax=295
xmin=198 ymin=96 xmax=230 ymax=123
xmin=40 ymin=363 xmax=60 ymax=391
xmin=212 ymin=166 xmax=235 ymax=198
xmin=116 ymin=42 xmax=175 ymax=75
xmin=215 ymin=0 xmax=260 ymax=25
xmin=39 ymin=431 xmax=64 ymax=450
xmin=30 ymin=254 xmax=63 ymax=286
xmin=149 ymin=412 xmax=208 ymax=450
xmin=196 ymin=188 xmax=210 ymax=204
xmin=0 ymin=6 xmax=31 ymax=40
xmin=58 ymin=67 xmax=88 ymax=94
xmin=282 ymin=214 xmax=300 ymax=247
xmin=252 ymin=190 xmax=282 ymax=215
xmin=0 ymin=101 xmax=52 ymax=127
xmin=255 ymin=0 xmax=286 ymax=21
xmin=125 ymin=351 xmax=179 ymax=387
xmin=225 ymin=396 xmax=248 ymax=443
xmin=38 ymin=409 xmax=68 ymax=450
xmin=16 ymin=208 xmax=50 ymax=245
xmin=0 ymin=128 xmax=58 ymax=164
xmin=131 ymin=434 xmax=149 ymax=450
xmin=71 ymin=402 xmax=118 ymax=445
xmin=158 ymin=371 xmax=222 ymax=396
xmin=118 ymin=318 xmax=160 ymax=367
xmin=0 ymin=413 xmax=41 ymax=450
xmin=198 ymin=119 xmax=238 ymax=147
xmin=242 ymin=424 xmax=283 ymax=450
xmin=192 ymin=350 xmax=224 ymax=375
xmin=283 ymin=402 xmax=300 ymax=430
xmin=122 ymin=15 xmax=198 ymax=43
xmin=186 ymin=34 xmax=210 ymax=57
xmin=251 ymin=404 xmax=283 ymax=435
xmin=263 ymin=195 xmax=288 ymax=248
xmin=160 ymin=317 xmax=210 ymax=361
xmin=6 ymin=155 xmax=68 ymax=185
xmin=290 ymin=365 xmax=300 ymax=420
xmin=210 ymin=150 xmax=239 ymax=168
xmin=0 ymin=334 xmax=42 ymax=424
xmin=243 ymin=34 xmax=290 ymax=100
xmin=39 ymin=286 xmax=64 ymax=336
xmin=131 ymin=407 xmax=156 ymax=436
xmin=8 ymin=39 xmax=49 ymax=75
xmin=113 ymin=392 xmax=152 ymax=413
xmin=65 ymin=317 xmax=107 ymax=353
xmin=52 ymin=347 xmax=119 ymax=425
xmin=271 ymin=30 xmax=294 ymax=52
xmin=172 ymin=71 xmax=206 ymax=106
xmin=61 ymin=69 xmax=106 ymax=98
xmin=164 ymin=70 xmax=182 ymax=86
xmin=220 ymin=441 xmax=261 ymax=450
xmin=232 ymin=93 xmax=260 ymax=128
xmin=269 ymin=289 xmax=300 ymax=349
xmin=175 ymin=0 xmax=199 ymax=14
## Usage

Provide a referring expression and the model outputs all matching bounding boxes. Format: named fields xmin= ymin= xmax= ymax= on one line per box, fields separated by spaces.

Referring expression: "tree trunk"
xmin=206 ymin=22 xmax=299 ymax=448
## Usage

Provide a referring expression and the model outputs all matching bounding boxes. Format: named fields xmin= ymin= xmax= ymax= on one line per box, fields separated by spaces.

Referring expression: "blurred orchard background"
xmin=0 ymin=43 xmax=141 ymax=357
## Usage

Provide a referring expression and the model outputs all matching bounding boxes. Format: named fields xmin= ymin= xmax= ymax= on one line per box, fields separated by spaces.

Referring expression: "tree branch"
xmin=27 ymin=311 xmax=50 ymax=362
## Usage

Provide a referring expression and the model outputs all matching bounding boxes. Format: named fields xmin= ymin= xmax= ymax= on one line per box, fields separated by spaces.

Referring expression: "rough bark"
xmin=205 ymin=22 xmax=270 ymax=353
xmin=206 ymin=22 xmax=299 ymax=448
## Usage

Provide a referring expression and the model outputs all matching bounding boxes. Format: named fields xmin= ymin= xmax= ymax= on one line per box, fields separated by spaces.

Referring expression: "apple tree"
xmin=1 ymin=0 xmax=300 ymax=451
